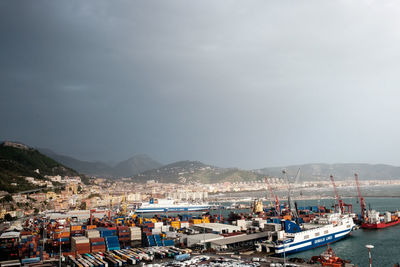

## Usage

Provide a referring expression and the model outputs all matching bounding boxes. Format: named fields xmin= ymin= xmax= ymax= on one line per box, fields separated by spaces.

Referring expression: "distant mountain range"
xmin=38 ymin=148 xmax=162 ymax=178
xmin=132 ymin=160 xmax=264 ymax=184
xmin=132 ymin=162 xmax=400 ymax=184
xmin=38 ymin=148 xmax=400 ymax=183
xmin=257 ymin=163 xmax=400 ymax=181
xmin=3 ymin=141 xmax=400 ymax=186
xmin=0 ymin=141 xmax=80 ymax=193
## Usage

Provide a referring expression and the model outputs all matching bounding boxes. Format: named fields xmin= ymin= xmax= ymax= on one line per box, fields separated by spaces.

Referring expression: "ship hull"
xmin=275 ymin=227 xmax=353 ymax=255
xmin=135 ymin=206 xmax=211 ymax=213
xmin=361 ymin=218 xmax=400 ymax=229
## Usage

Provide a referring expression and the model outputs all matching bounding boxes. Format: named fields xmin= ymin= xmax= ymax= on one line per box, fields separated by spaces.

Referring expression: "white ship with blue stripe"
xmin=135 ymin=198 xmax=212 ymax=213
xmin=273 ymin=213 xmax=355 ymax=254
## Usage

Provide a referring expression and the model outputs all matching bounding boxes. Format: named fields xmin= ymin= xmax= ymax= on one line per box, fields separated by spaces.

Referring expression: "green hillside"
xmin=132 ymin=160 xmax=264 ymax=184
xmin=0 ymin=141 xmax=80 ymax=193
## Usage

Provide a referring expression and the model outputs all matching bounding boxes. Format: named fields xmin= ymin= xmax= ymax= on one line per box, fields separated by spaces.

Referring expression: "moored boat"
xmin=309 ymin=246 xmax=354 ymax=267
xmin=361 ymin=210 xmax=400 ymax=229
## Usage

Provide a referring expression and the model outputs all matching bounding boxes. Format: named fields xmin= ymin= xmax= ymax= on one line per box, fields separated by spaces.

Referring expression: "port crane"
xmin=265 ymin=176 xmax=280 ymax=214
xmin=354 ymin=173 xmax=367 ymax=220
xmin=329 ymin=175 xmax=353 ymax=214
xmin=282 ymin=169 xmax=299 ymax=220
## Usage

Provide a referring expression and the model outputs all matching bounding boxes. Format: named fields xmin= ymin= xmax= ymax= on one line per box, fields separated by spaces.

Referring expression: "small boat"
xmin=309 ymin=246 xmax=354 ymax=267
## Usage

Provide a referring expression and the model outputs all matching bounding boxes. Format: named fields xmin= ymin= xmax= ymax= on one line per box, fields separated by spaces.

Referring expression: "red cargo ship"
xmin=354 ymin=173 xmax=400 ymax=229
xmin=361 ymin=217 xmax=400 ymax=229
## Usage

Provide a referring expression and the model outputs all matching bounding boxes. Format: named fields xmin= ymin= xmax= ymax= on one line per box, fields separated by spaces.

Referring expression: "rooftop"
xmin=210 ymin=232 xmax=269 ymax=246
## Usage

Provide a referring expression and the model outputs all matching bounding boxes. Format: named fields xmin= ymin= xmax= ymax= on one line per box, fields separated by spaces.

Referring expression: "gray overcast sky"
xmin=1 ymin=0 xmax=400 ymax=169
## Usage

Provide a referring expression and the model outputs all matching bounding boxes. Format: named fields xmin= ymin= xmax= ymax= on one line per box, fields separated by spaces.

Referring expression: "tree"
xmin=1 ymin=194 xmax=13 ymax=203
xmin=4 ymin=213 xmax=13 ymax=221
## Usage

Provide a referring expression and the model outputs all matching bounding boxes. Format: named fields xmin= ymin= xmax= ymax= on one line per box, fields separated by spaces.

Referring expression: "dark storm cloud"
xmin=1 ymin=0 xmax=400 ymax=168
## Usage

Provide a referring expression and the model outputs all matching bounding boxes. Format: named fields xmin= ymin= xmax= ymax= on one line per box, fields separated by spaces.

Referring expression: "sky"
xmin=1 ymin=0 xmax=400 ymax=169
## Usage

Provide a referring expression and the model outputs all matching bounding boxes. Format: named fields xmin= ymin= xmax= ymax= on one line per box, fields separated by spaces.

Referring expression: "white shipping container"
xmin=154 ymin=222 xmax=164 ymax=229
xmin=152 ymin=228 xmax=161 ymax=234
xmin=85 ymin=230 xmax=100 ymax=238
xmin=180 ymin=222 xmax=190 ymax=228
xmin=71 ymin=236 xmax=90 ymax=244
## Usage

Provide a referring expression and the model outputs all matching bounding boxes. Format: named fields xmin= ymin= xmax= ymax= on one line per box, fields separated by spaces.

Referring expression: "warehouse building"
xmin=185 ymin=233 xmax=224 ymax=248
xmin=191 ymin=223 xmax=241 ymax=234
xmin=210 ymin=232 xmax=269 ymax=251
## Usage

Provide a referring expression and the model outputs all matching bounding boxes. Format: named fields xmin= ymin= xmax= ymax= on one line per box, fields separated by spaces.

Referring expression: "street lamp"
xmin=365 ymin=244 xmax=374 ymax=267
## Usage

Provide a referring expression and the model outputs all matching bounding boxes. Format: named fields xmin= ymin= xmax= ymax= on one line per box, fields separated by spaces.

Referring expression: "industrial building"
xmin=210 ymin=232 xmax=270 ymax=251
xmin=191 ymin=223 xmax=241 ymax=234
xmin=184 ymin=233 xmax=224 ymax=247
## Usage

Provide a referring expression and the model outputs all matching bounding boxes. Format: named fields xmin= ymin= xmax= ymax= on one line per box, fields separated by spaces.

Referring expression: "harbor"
xmin=1 ymin=179 xmax=400 ymax=266
xmin=3 ymin=0 xmax=400 ymax=266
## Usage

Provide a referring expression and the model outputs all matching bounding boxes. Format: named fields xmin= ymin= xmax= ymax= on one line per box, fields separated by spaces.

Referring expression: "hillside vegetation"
xmin=132 ymin=160 xmax=264 ymax=184
xmin=0 ymin=142 xmax=80 ymax=193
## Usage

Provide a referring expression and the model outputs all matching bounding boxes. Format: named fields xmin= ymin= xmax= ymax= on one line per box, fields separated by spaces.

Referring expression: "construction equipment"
xmin=265 ymin=176 xmax=280 ymax=214
xmin=330 ymin=175 xmax=344 ymax=214
xmin=282 ymin=169 xmax=299 ymax=220
xmin=330 ymin=175 xmax=353 ymax=214
xmin=354 ymin=173 xmax=367 ymax=220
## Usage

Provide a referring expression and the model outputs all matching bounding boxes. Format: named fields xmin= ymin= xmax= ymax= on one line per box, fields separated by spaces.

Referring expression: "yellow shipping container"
xmin=192 ymin=219 xmax=202 ymax=224
xmin=71 ymin=225 xmax=82 ymax=231
xmin=170 ymin=221 xmax=180 ymax=228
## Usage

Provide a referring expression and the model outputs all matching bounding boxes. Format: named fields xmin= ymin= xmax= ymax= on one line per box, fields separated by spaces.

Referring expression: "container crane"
xmin=330 ymin=175 xmax=353 ymax=214
xmin=354 ymin=173 xmax=367 ymax=220
xmin=283 ymin=169 xmax=299 ymax=219
xmin=265 ymin=176 xmax=280 ymax=214
xmin=330 ymin=175 xmax=345 ymax=213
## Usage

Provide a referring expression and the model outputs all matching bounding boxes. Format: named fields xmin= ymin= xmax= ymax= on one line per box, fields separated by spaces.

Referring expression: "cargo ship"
xmin=267 ymin=213 xmax=355 ymax=254
xmin=354 ymin=173 xmax=400 ymax=229
xmin=134 ymin=198 xmax=212 ymax=213
xmin=361 ymin=210 xmax=400 ymax=229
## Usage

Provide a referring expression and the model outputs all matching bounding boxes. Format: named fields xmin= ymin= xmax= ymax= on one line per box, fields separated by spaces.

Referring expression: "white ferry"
xmin=135 ymin=198 xmax=212 ymax=213
xmin=271 ymin=213 xmax=355 ymax=254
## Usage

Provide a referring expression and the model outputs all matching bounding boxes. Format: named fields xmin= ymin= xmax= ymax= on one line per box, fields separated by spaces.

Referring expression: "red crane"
xmin=330 ymin=175 xmax=353 ymax=214
xmin=265 ymin=176 xmax=280 ymax=214
xmin=354 ymin=173 xmax=367 ymax=220
xmin=330 ymin=175 xmax=345 ymax=213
